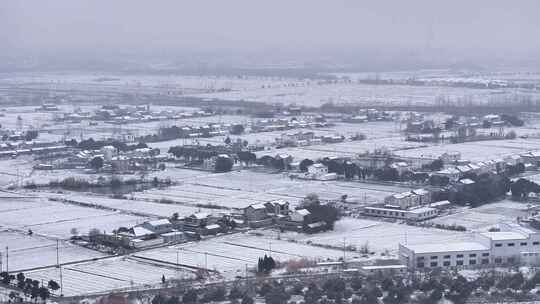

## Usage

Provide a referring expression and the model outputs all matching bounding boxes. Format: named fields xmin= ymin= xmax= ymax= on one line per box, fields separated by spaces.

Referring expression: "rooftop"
xmin=404 ymin=241 xmax=489 ymax=254
xmin=480 ymin=231 xmax=528 ymax=241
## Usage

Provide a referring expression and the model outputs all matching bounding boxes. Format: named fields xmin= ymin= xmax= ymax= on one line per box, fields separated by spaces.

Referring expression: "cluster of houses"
xmin=243 ymin=200 xmax=327 ymax=233
xmin=275 ymin=131 xmax=345 ymax=148
xmin=50 ymin=145 xmax=164 ymax=172
xmin=89 ymin=199 xmax=327 ymax=250
xmin=250 ymin=117 xmax=328 ymax=133
xmin=342 ymin=109 xmax=393 ymax=123
xmin=433 ymin=150 xmax=540 ymax=182
xmin=363 ymin=188 xmax=451 ymax=222
xmin=56 ymin=104 xmax=213 ymax=124
xmin=0 ymin=141 xmax=68 ymax=159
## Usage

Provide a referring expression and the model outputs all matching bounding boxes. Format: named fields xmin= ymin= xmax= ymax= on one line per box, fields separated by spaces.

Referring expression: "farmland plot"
xmin=136 ymin=233 xmax=345 ymax=279
xmin=0 ymin=230 xmax=105 ymax=272
xmin=429 ymin=201 xmax=529 ymax=232
xmin=273 ymin=218 xmax=474 ymax=256
xmin=0 ymin=197 xmax=150 ymax=239
xmin=26 ymin=257 xmax=193 ymax=297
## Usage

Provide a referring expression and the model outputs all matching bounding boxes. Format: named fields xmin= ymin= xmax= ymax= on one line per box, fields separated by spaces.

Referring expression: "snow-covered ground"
xmin=25 ymin=256 xmax=194 ymax=297
xmin=0 ymin=230 xmax=105 ymax=272
xmin=135 ymin=232 xmax=346 ymax=279
xmin=429 ymin=200 xmax=529 ymax=232
xmin=0 ymin=197 xmax=151 ymax=239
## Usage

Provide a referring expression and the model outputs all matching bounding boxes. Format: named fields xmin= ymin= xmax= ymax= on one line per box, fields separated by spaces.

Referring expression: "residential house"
xmin=265 ymin=200 xmax=289 ymax=216
xmin=140 ymin=219 xmax=173 ymax=234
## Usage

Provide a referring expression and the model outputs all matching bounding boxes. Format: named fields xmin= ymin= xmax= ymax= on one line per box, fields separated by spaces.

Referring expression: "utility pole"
xmin=59 ymin=265 xmax=63 ymax=296
xmin=343 ymin=237 xmax=346 ymax=264
xmin=204 ymin=252 xmax=208 ymax=270
xmin=5 ymin=246 xmax=8 ymax=274
xmin=56 ymin=239 xmax=60 ymax=267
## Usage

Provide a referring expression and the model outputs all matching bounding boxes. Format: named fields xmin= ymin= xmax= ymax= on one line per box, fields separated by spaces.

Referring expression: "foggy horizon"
xmin=3 ymin=0 xmax=540 ymax=71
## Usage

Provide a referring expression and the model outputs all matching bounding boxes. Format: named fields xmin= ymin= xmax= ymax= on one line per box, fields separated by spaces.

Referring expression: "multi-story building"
xmin=399 ymin=224 xmax=540 ymax=269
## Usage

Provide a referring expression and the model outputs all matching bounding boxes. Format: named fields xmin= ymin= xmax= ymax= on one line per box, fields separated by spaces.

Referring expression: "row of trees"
xmin=510 ymin=178 xmax=540 ymax=199
xmin=72 ymin=138 xmax=148 ymax=152
xmin=257 ymin=255 xmax=277 ymax=273
xmin=0 ymin=271 xmax=59 ymax=303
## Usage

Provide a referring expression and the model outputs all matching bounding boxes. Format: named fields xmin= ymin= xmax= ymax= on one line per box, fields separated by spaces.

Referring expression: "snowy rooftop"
xmin=405 ymin=242 xmax=489 ymax=254
xmin=407 ymin=207 xmax=437 ymax=214
xmin=146 ymin=219 xmax=171 ymax=226
xmin=296 ymin=209 xmax=311 ymax=216
xmin=480 ymin=231 xmax=528 ymax=241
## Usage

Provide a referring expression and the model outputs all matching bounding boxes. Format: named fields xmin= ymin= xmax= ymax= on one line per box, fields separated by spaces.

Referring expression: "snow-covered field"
xmin=26 ymin=257 xmax=194 ymax=297
xmin=0 ymin=230 xmax=105 ymax=272
xmin=270 ymin=217 xmax=474 ymax=256
xmin=135 ymin=170 xmax=403 ymax=209
xmin=0 ymin=197 xmax=150 ymax=239
xmin=395 ymin=137 xmax=540 ymax=162
xmin=429 ymin=201 xmax=529 ymax=232
xmin=136 ymin=233 xmax=345 ymax=279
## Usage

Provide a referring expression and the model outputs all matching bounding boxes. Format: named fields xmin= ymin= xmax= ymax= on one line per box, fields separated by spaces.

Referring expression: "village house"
xmin=411 ymin=189 xmax=431 ymax=205
xmin=307 ymin=163 xmax=337 ymax=180
xmin=434 ymin=167 xmax=461 ymax=182
xmin=161 ymin=231 xmax=186 ymax=243
xmin=244 ymin=204 xmax=272 ymax=228
xmin=390 ymin=162 xmax=410 ymax=175
xmin=183 ymin=212 xmax=212 ymax=231
xmin=265 ymin=200 xmax=290 ymax=216
xmin=140 ymin=219 xmax=173 ymax=235
xmin=384 ymin=192 xmax=418 ymax=209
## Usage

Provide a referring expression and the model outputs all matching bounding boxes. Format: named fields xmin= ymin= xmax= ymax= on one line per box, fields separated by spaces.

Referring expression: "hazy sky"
xmin=2 ymin=1 xmax=540 ymax=65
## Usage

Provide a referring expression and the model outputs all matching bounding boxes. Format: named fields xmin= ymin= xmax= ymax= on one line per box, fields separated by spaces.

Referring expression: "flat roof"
xmin=404 ymin=242 xmax=489 ymax=254
xmin=480 ymin=231 xmax=528 ymax=241
xmin=362 ymin=265 xmax=407 ymax=270
xmin=407 ymin=207 xmax=437 ymax=214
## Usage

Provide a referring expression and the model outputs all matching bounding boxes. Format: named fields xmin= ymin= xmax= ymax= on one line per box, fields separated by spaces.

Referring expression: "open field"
xmin=265 ymin=217 xmax=474 ymax=256
xmin=135 ymin=170 xmax=404 ymax=209
xmin=0 ymin=197 xmax=150 ymax=239
xmin=429 ymin=200 xmax=529 ymax=232
xmin=0 ymin=230 xmax=105 ymax=272
xmin=25 ymin=257 xmax=194 ymax=297
xmin=136 ymin=233 xmax=346 ymax=279
xmin=394 ymin=137 xmax=540 ymax=162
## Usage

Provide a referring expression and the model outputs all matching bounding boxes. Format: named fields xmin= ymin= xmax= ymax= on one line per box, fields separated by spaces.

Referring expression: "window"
xmin=508 ymin=243 xmax=515 ymax=247
xmin=494 ymin=258 xmax=502 ymax=264
xmin=520 ymin=242 xmax=528 ymax=246
xmin=456 ymin=254 xmax=464 ymax=258
xmin=469 ymin=260 xmax=477 ymax=265
xmin=417 ymin=262 xmax=424 ymax=268
xmin=495 ymin=243 xmax=502 ymax=247
xmin=469 ymin=254 xmax=477 ymax=257
xmin=401 ymin=212 xmax=405 ymax=217
xmin=482 ymin=253 xmax=489 ymax=257
xmin=443 ymin=255 xmax=451 ymax=259
xmin=443 ymin=261 xmax=451 ymax=266
xmin=534 ymin=242 xmax=540 ymax=246
xmin=430 ymin=256 xmax=438 ymax=260
xmin=417 ymin=256 xmax=425 ymax=261
xmin=430 ymin=262 xmax=438 ymax=267
xmin=456 ymin=260 xmax=463 ymax=266
xmin=481 ymin=259 xmax=489 ymax=265
xmin=508 ymin=257 xmax=515 ymax=264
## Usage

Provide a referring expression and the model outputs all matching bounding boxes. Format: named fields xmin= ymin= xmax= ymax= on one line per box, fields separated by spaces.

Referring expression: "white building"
xmin=399 ymin=224 xmax=540 ymax=269
xmin=307 ymin=163 xmax=337 ymax=180
xmin=364 ymin=206 xmax=438 ymax=222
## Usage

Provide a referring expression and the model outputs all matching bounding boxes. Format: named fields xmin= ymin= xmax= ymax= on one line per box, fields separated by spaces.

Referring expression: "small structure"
xmin=265 ymin=200 xmax=289 ymax=216
xmin=140 ymin=219 xmax=173 ymax=234
xmin=162 ymin=231 xmax=186 ymax=243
